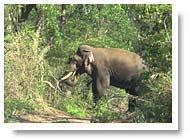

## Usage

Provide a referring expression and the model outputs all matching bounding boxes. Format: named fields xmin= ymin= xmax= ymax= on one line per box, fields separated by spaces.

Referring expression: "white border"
xmin=1 ymin=0 xmax=178 ymax=130
xmin=0 ymin=0 xmax=4 ymax=126
xmin=172 ymin=4 xmax=178 ymax=130
xmin=6 ymin=123 xmax=176 ymax=130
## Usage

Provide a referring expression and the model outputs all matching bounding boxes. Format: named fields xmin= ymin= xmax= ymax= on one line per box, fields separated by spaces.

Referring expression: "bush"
xmin=4 ymin=98 xmax=37 ymax=122
xmin=54 ymin=93 xmax=92 ymax=118
xmin=4 ymin=31 xmax=54 ymax=122
xmin=128 ymin=72 xmax=172 ymax=123
xmin=93 ymin=88 xmax=128 ymax=122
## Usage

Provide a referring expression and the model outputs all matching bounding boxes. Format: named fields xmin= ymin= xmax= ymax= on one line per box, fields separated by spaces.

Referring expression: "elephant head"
xmin=59 ymin=45 xmax=95 ymax=86
xmin=77 ymin=45 xmax=94 ymax=74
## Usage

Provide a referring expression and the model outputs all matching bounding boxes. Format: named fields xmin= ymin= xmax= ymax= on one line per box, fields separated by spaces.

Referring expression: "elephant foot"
xmin=128 ymin=95 xmax=136 ymax=112
xmin=128 ymin=102 xmax=136 ymax=112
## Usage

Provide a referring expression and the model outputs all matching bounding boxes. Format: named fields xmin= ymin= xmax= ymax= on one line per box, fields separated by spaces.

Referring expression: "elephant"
xmin=60 ymin=45 xmax=146 ymax=110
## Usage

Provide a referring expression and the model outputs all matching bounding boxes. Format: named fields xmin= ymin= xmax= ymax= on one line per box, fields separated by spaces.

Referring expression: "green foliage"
xmin=93 ymin=88 xmax=128 ymax=122
xmin=4 ymin=30 xmax=54 ymax=122
xmin=42 ymin=5 xmax=63 ymax=45
xmin=127 ymin=4 xmax=172 ymax=72
xmin=127 ymin=72 xmax=172 ymax=123
xmin=54 ymin=93 xmax=92 ymax=118
xmin=4 ymin=4 xmax=172 ymax=123
xmin=54 ymin=77 xmax=95 ymax=118
xmin=4 ymin=31 xmax=49 ymax=97
xmin=94 ymin=98 xmax=120 ymax=123
xmin=4 ymin=98 xmax=37 ymax=122
xmin=143 ymin=73 xmax=172 ymax=123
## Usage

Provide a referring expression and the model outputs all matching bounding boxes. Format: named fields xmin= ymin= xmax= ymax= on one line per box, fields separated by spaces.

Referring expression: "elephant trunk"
xmin=64 ymin=75 xmax=78 ymax=87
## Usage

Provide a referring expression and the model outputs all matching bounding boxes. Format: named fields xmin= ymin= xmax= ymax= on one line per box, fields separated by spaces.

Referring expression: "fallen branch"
xmin=49 ymin=72 xmax=65 ymax=94
xmin=55 ymin=117 xmax=91 ymax=123
xmin=41 ymin=73 xmax=65 ymax=94
xmin=42 ymin=80 xmax=56 ymax=89
xmin=18 ymin=113 xmax=92 ymax=123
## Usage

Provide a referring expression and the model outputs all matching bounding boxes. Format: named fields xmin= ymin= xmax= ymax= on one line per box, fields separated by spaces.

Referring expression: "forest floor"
xmin=18 ymin=107 xmax=92 ymax=123
xmin=16 ymin=95 xmax=133 ymax=123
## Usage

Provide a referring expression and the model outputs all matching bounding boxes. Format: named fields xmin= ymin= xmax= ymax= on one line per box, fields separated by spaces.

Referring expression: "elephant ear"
xmin=78 ymin=45 xmax=94 ymax=74
xmin=78 ymin=45 xmax=94 ymax=64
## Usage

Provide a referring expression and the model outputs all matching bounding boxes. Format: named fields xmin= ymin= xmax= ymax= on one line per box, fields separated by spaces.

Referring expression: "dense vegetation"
xmin=4 ymin=4 xmax=172 ymax=123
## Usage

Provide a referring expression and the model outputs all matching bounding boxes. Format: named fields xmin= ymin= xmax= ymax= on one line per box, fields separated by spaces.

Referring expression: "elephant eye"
xmin=70 ymin=59 xmax=77 ymax=64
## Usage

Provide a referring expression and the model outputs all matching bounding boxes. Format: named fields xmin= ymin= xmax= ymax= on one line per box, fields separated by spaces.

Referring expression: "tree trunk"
xmin=19 ymin=4 xmax=37 ymax=22
xmin=33 ymin=7 xmax=44 ymax=55
xmin=59 ymin=4 xmax=67 ymax=30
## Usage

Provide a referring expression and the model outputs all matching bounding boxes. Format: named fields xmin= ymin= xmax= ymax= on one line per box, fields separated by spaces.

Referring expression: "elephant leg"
xmin=125 ymin=80 xmax=139 ymax=96
xmin=127 ymin=83 xmax=139 ymax=112
xmin=128 ymin=95 xmax=136 ymax=112
xmin=92 ymin=83 xmax=100 ymax=103
xmin=92 ymin=75 xmax=110 ymax=103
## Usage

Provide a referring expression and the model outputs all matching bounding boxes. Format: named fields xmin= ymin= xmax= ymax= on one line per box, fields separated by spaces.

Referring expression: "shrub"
xmin=54 ymin=94 xmax=91 ymax=118
xmin=128 ymin=72 xmax=172 ymax=123
xmin=4 ymin=98 xmax=37 ymax=122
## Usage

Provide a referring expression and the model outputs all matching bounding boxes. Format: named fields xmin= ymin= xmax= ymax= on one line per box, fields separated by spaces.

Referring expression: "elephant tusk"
xmin=73 ymin=74 xmax=78 ymax=81
xmin=88 ymin=54 xmax=94 ymax=63
xmin=60 ymin=71 xmax=73 ymax=81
